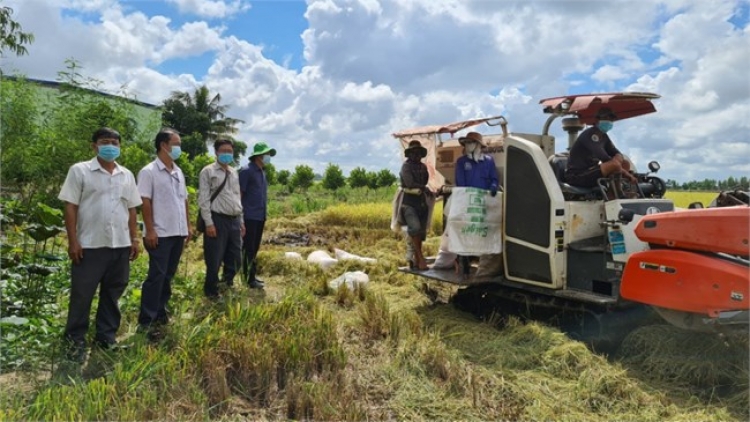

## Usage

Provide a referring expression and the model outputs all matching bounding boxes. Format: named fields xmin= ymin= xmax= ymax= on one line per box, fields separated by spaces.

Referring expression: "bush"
xmin=322 ymin=163 xmax=346 ymax=191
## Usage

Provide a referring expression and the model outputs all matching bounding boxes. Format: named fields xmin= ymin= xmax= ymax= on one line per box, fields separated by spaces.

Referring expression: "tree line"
xmin=665 ymin=177 xmax=750 ymax=192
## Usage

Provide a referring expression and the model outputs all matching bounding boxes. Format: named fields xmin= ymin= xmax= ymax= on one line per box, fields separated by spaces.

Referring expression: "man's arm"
xmin=185 ymin=199 xmax=193 ymax=241
xmin=198 ymin=167 xmax=214 ymax=228
xmin=128 ymin=207 xmax=140 ymax=261
xmin=141 ymin=197 xmax=157 ymax=249
xmin=64 ymin=202 xmax=83 ymax=265
xmin=487 ymin=156 xmax=499 ymax=195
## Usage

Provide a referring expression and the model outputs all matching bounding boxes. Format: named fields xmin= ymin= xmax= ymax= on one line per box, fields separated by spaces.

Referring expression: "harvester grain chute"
xmin=393 ymin=92 xmax=750 ymax=336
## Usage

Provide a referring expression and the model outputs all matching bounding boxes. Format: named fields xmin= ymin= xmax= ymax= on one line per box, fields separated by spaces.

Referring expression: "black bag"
xmin=196 ymin=170 xmax=229 ymax=233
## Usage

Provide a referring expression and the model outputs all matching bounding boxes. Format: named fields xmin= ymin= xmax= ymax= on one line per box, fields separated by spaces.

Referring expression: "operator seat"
xmin=548 ymin=152 xmax=602 ymax=200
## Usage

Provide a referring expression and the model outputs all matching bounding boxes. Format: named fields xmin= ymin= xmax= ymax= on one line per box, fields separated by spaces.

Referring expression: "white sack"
xmin=284 ymin=252 xmax=303 ymax=260
xmin=307 ymin=250 xmax=339 ymax=269
xmin=445 ymin=187 xmax=503 ymax=255
xmin=328 ymin=271 xmax=370 ymax=290
xmin=334 ymin=248 xmax=377 ymax=264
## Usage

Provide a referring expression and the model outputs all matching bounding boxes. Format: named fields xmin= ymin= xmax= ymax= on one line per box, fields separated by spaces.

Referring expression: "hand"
xmin=68 ymin=241 xmax=83 ymax=265
xmin=490 ymin=187 xmax=498 ymax=197
xmin=240 ymin=224 xmax=246 ymax=238
xmin=130 ymin=240 xmax=140 ymax=261
xmin=144 ymin=231 xmax=158 ymax=250
xmin=185 ymin=226 xmax=193 ymax=243
xmin=205 ymin=225 xmax=217 ymax=238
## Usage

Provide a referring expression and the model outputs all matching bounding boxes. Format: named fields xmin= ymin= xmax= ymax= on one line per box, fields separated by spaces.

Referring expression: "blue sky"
xmin=3 ymin=0 xmax=749 ymax=183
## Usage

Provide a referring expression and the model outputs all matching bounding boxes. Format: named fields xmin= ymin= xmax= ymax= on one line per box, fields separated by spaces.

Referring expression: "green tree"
xmin=322 ymin=163 xmax=346 ymax=191
xmin=365 ymin=171 xmax=379 ymax=190
xmin=348 ymin=166 xmax=369 ymax=188
xmin=277 ymin=169 xmax=290 ymax=186
xmin=0 ymin=5 xmax=34 ymax=57
xmin=263 ymin=162 xmax=277 ymax=185
xmin=290 ymin=165 xmax=315 ymax=192
xmin=161 ymin=85 xmax=243 ymax=159
xmin=1 ymin=62 xmax=159 ymax=205
xmin=376 ymin=169 xmax=397 ymax=187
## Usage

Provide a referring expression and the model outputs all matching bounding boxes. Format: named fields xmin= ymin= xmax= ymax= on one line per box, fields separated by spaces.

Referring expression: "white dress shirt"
xmin=137 ymin=158 xmax=189 ymax=238
xmin=58 ymin=157 xmax=142 ymax=249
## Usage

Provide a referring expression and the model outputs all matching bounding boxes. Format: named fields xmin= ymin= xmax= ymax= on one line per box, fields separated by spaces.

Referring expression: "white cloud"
xmin=166 ymin=0 xmax=250 ymax=19
xmin=1 ymin=0 xmax=748 ymax=183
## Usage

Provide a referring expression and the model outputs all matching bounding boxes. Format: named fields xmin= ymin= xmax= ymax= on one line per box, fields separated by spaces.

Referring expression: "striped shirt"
xmin=198 ymin=162 xmax=243 ymax=227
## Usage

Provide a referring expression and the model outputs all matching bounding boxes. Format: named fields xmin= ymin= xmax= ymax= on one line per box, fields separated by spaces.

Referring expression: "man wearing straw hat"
xmin=455 ymin=131 xmax=499 ymax=195
xmin=239 ymin=141 xmax=276 ymax=289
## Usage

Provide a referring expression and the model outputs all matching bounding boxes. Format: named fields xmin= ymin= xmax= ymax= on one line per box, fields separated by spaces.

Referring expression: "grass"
xmin=1 ymin=192 xmax=746 ymax=421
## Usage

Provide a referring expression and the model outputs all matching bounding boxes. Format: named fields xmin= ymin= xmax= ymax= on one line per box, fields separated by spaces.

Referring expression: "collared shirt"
xmin=58 ymin=157 xmax=142 ymax=249
xmin=455 ymin=154 xmax=499 ymax=190
xmin=567 ymin=126 xmax=622 ymax=174
xmin=239 ymin=162 xmax=268 ymax=221
xmin=137 ymin=158 xmax=189 ymax=237
xmin=198 ymin=162 xmax=242 ymax=227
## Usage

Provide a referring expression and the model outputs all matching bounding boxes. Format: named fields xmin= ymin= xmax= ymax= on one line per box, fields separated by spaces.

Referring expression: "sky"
xmin=1 ymin=0 xmax=749 ymax=183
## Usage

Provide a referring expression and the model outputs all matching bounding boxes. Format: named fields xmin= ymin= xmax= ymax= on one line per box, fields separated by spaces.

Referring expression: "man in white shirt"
xmin=136 ymin=128 xmax=191 ymax=341
xmin=198 ymin=139 xmax=245 ymax=298
xmin=58 ymin=127 xmax=142 ymax=362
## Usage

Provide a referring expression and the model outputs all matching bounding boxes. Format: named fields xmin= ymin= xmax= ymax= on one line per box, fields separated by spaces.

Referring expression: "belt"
xmin=212 ymin=212 xmax=241 ymax=219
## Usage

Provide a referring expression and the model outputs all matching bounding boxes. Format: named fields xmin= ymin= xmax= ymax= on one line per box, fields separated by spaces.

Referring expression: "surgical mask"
xmin=262 ymin=155 xmax=271 ymax=164
xmin=168 ymin=146 xmax=182 ymax=160
xmin=218 ymin=153 xmax=234 ymax=165
xmin=97 ymin=145 xmax=120 ymax=162
xmin=597 ymin=120 xmax=614 ymax=133
xmin=464 ymin=142 xmax=478 ymax=154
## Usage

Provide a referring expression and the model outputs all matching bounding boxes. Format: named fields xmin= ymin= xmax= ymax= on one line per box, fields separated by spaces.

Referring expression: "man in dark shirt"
xmin=399 ymin=140 xmax=431 ymax=270
xmin=239 ymin=141 xmax=276 ymax=289
xmin=565 ymin=107 xmax=637 ymax=189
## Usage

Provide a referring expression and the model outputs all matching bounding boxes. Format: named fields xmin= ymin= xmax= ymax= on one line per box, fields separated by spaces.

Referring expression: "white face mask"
xmin=464 ymin=142 xmax=478 ymax=154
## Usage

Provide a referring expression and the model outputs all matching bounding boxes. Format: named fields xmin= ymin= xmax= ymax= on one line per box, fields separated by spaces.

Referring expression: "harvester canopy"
xmin=540 ymin=92 xmax=660 ymax=125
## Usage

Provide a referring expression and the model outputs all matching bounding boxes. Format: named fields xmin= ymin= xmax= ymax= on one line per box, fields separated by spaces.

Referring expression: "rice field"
xmin=1 ymin=193 xmax=746 ymax=421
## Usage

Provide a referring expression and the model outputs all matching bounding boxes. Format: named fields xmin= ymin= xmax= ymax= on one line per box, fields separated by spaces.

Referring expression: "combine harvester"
xmin=394 ymin=92 xmax=750 ymax=337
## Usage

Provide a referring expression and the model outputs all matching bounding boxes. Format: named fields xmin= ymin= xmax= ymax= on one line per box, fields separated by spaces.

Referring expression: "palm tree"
xmin=162 ymin=85 xmax=245 ymax=158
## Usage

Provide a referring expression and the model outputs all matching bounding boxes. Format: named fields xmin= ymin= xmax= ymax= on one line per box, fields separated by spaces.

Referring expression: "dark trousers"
xmin=138 ymin=236 xmax=185 ymax=328
xmin=64 ymin=247 xmax=130 ymax=346
xmin=203 ymin=213 xmax=242 ymax=296
xmin=242 ymin=219 xmax=265 ymax=284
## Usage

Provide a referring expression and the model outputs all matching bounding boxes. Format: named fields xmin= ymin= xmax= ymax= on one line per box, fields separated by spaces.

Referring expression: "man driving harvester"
xmin=564 ymin=107 xmax=638 ymax=198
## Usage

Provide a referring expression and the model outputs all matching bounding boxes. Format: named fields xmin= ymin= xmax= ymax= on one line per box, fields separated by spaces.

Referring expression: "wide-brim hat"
xmin=458 ymin=131 xmax=486 ymax=147
xmin=595 ymin=107 xmax=618 ymax=120
xmin=404 ymin=140 xmax=427 ymax=158
xmin=250 ymin=141 xmax=277 ymax=157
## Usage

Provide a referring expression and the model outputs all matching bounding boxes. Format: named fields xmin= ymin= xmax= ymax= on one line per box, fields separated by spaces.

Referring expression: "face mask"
xmin=262 ymin=155 xmax=271 ymax=164
xmin=464 ymin=142 xmax=478 ymax=154
xmin=168 ymin=146 xmax=182 ymax=160
xmin=597 ymin=120 xmax=614 ymax=133
xmin=218 ymin=153 xmax=234 ymax=165
xmin=97 ymin=145 xmax=120 ymax=162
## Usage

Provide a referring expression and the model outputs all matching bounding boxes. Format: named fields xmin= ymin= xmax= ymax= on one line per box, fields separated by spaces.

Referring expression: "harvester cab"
xmin=394 ymin=92 xmax=750 ymax=334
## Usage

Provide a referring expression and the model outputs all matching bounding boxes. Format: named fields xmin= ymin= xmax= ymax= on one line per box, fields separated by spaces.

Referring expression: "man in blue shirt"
xmin=455 ymin=132 xmax=499 ymax=195
xmin=239 ymin=141 xmax=276 ymax=289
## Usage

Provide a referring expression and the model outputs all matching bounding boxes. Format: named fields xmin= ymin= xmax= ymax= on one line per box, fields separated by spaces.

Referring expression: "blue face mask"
xmin=597 ymin=120 xmax=614 ymax=133
xmin=262 ymin=155 xmax=271 ymax=164
xmin=218 ymin=153 xmax=234 ymax=165
xmin=97 ymin=145 xmax=120 ymax=162
xmin=168 ymin=146 xmax=182 ymax=160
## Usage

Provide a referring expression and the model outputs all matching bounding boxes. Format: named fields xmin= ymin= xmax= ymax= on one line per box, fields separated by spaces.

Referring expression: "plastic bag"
xmin=307 ymin=250 xmax=338 ymax=269
xmin=334 ymin=248 xmax=377 ymax=264
xmin=328 ymin=271 xmax=369 ymax=290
